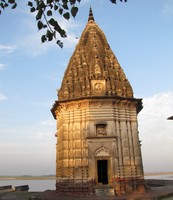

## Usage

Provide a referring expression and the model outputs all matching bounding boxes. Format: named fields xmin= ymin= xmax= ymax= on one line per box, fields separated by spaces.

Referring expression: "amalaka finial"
xmin=88 ymin=6 xmax=95 ymax=22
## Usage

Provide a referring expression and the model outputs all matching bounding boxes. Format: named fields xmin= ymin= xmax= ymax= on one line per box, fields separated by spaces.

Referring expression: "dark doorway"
xmin=97 ymin=160 xmax=108 ymax=184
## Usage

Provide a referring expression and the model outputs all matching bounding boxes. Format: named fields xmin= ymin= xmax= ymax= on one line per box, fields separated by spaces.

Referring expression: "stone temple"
xmin=51 ymin=8 xmax=145 ymax=195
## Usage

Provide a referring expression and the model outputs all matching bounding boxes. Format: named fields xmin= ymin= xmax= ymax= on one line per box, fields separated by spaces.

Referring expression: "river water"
xmin=0 ymin=179 xmax=55 ymax=191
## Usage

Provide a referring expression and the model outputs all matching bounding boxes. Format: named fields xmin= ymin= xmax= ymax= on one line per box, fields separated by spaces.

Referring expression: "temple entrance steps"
xmin=95 ymin=185 xmax=115 ymax=196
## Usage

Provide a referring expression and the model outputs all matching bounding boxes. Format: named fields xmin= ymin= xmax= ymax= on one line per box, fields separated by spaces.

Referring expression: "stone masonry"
xmin=51 ymin=7 xmax=145 ymax=195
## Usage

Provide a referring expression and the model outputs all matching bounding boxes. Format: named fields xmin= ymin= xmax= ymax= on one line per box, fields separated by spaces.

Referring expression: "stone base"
xmin=56 ymin=178 xmax=146 ymax=196
xmin=95 ymin=185 xmax=115 ymax=196
xmin=114 ymin=178 xmax=146 ymax=195
xmin=56 ymin=179 xmax=95 ymax=195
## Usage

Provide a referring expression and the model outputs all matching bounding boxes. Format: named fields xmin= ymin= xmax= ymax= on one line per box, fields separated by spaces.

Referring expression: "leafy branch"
xmin=0 ymin=0 xmax=127 ymax=48
xmin=27 ymin=0 xmax=81 ymax=48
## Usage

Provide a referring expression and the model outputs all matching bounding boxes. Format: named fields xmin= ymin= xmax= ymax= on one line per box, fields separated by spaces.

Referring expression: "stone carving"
xmin=95 ymin=146 xmax=110 ymax=157
xmin=94 ymin=56 xmax=101 ymax=75
xmin=96 ymin=124 xmax=106 ymax=136
xmin=94 ymin=82 xmax=102 ymax=90
xmin=91 ymin=80 xmax=105 ymax=92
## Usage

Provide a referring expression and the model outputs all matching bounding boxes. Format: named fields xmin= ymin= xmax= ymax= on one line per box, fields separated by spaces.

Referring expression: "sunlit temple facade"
xmin=51 ymin=8 xmax=145 ymax=195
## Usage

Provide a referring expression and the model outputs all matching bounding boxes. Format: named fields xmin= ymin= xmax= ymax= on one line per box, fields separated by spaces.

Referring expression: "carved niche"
xmin=96 ymin=124 xmax=106 ymax=136
xmin=91 ymin=80 xmax=106 ymax=94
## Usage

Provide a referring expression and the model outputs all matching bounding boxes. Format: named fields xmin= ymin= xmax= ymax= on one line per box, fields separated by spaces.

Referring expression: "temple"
xmin=51 ymin=8 xmax=145 ymax=195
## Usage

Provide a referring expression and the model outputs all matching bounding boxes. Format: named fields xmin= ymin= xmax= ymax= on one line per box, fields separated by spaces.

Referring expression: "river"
xmin=0 ymin=179 xmax=55 ymax=191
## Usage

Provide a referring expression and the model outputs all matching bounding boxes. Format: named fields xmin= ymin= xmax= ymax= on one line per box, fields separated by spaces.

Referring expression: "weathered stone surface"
xmin=51 ymin=7 xmax=145 ymax=195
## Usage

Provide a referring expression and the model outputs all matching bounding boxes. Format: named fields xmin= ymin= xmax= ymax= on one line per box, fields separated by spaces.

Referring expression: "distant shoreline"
xmin=0 ymin=175 xmax=56 ymax=180
xmin=144 ymin=172 xmax=173 ymax=176
xmin=0 ymin=172 xmax=173 ymax=180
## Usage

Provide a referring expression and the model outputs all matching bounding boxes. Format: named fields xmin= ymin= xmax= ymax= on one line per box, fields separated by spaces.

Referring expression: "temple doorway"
xmin=97 ymin=160 xmax=108 ymax=184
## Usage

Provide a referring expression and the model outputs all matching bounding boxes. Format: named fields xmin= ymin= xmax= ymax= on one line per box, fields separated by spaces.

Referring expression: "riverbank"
xmin=0 ymin=175 xmax=56 ymax=180
xmin=1 ymin=172 xmax=173 ymax=180
xmin=1 ymin=179 xmax=173 ymax=200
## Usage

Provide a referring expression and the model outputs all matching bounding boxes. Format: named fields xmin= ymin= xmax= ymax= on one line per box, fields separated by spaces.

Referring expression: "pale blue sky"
xmin=0 ymin=0 xmax=173 ymax=175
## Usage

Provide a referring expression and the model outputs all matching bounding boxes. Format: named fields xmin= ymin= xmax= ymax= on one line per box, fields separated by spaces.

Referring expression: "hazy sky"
xmin=0 ymin=0 xmax=173 ymax=175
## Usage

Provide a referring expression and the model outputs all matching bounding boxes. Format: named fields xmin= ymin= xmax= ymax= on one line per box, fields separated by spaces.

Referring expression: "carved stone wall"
xmin=53 ymin=98 xmax=145 ymax=194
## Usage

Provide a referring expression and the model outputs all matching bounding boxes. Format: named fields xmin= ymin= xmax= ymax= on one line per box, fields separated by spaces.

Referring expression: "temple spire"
xmin=88 ymin=6 xmax=94 ymax=22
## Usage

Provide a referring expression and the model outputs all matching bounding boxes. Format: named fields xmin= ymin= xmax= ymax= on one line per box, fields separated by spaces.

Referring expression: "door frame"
xmin=95 ymin=156 xmax=111 ymax=185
